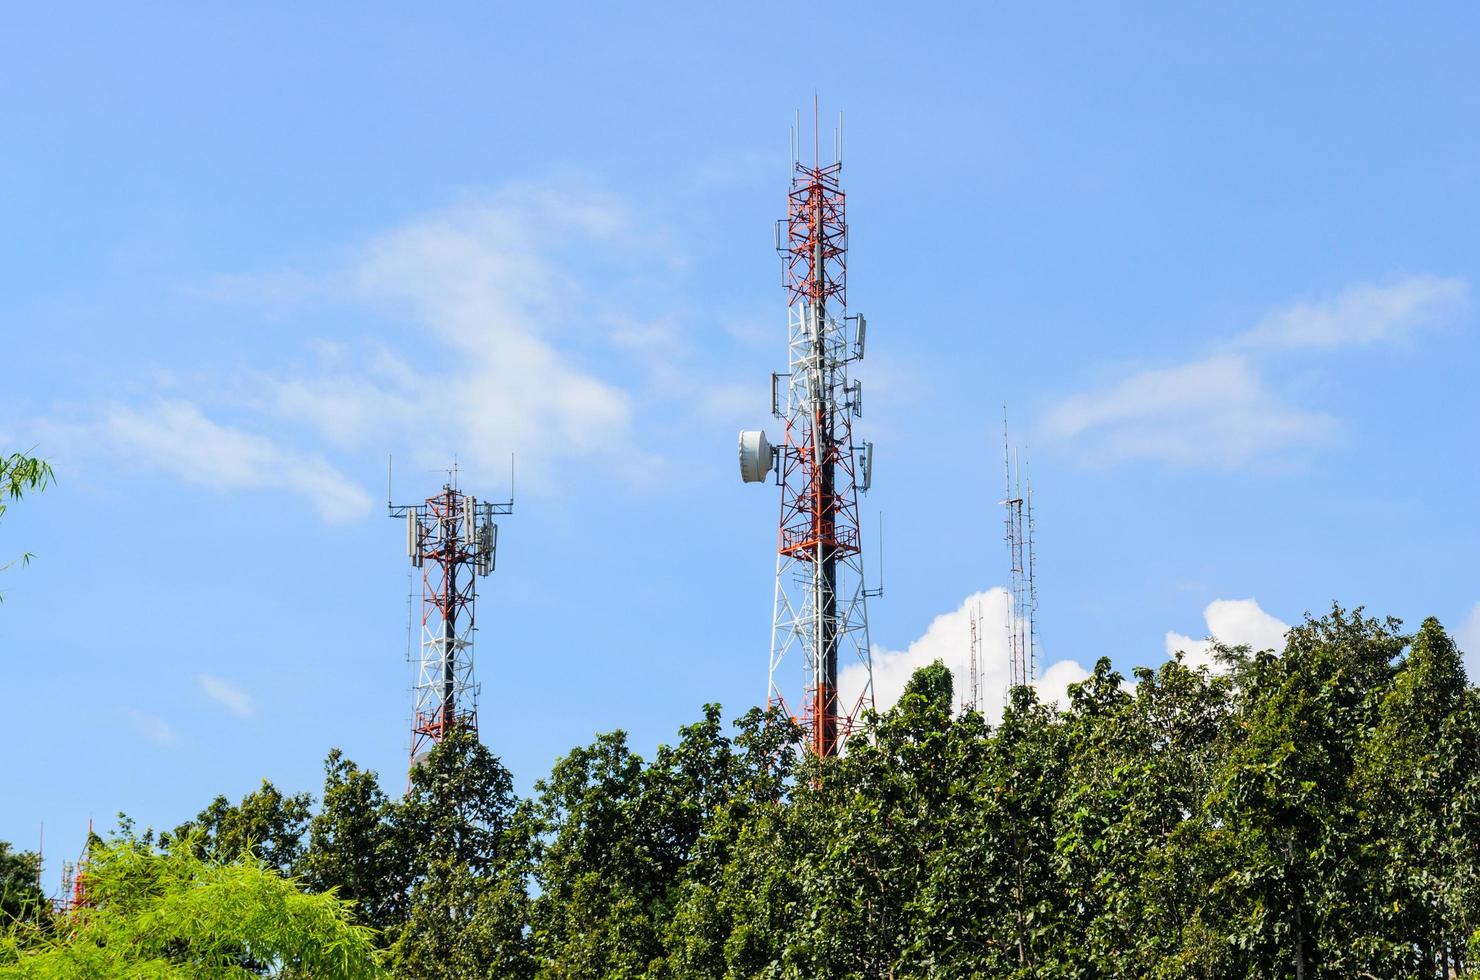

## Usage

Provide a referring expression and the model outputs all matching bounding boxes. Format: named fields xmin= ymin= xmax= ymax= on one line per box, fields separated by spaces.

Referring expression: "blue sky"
xmin=6 ymin=3 xmax=1480 ymax=889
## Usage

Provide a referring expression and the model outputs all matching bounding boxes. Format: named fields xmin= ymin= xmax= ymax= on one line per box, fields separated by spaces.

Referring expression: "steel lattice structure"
xmin=967 ymin=602 xmax=982 ymax=713
xmin=1003 ymin=423 xmax=1037 ymax=689
xmin=390 ymin=478 xmax=511 ymax=767
xmin=741 ymin=124 xmax=877 ymax=759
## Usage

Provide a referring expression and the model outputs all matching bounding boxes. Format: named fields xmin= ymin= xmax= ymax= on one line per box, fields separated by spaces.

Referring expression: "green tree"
xmin=0 ymin=839 xmax=380 ymax=978
xmin=1207 ymin=606 xmax=1405 ymax=978
xmin=161 ymin=780 xmax=313 ymax=877
xmin=0 ymin=845 xmax=43 ymax=926
xmin=659 ymin=708 xmax=803 ymax=979
xmin=98 ymin=603 xmax=1480 ymax=977
xmin=389 ymin=858 xmax=532 ymax=980
xmin=903 ymin=679 xmax=1068 ymax=978
xmin=302 ymin=751 xmax=401 ymax=934
xmin=530 ymin=727 xmax=670 ymax=978
xmin=782 ymin=665 xmax=955 ymax=976
xmin=0 ymin=450 xmax=54 ymax=593
xmin=532 ymin=706 xmax=752 ymax=979
xmin=899 ymin=658 xmax=953 ymax=709
xmin=1049 ymin=656 xmax=1232 ymax=977
xmin=385 ymin=732 xmax=532 ymax=979
xmin=1352 ymin=617 xmax=1480 ymax=975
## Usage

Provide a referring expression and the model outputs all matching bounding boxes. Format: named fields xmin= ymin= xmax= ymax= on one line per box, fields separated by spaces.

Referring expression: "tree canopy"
xmin=0 ymin=839 xmax=380 ymax=978
xmin=11 ymin=606 xmax=1480 ymax=977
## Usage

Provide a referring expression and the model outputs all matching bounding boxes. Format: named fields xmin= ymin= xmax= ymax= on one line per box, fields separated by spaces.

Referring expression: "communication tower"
xmin=54 ymin=821 xmax=92 ymax=914
xmin=1003 ymin=416 xmax=1037 ymax=688
xmin=966 ymin=602 xmax=982 ymax=713
xmin=390 ymin=465 xmax=512 ymax=767
xmin=739 ymin=105 xmax=876 ymax=758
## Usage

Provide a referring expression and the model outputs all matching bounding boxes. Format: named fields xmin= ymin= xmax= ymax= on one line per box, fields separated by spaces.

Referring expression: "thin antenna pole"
xmin=1003 ymin=410 xmax=1015 ymax=687
xmin=863 ymin=513 xmax=885 ymax=601
xmin=1004 ymin=409 xmax=1030 ymax=689
xmin=967 ymin=604 xmax=979 ymax=713
xmin=1025 ymin=464 xmax=1037 ymax=683
xmin=1015 ymin=445 xmax=1024 ymax=684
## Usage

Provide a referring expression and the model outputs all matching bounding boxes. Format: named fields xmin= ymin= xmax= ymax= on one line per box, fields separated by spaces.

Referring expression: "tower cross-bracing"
xmin=1003 ymin=421 xmax=1037 ymax=689
xmin=390 ymin=475 xmax=511 ymax=767
xmin=740 ymin=112 xmax=876 ymax=758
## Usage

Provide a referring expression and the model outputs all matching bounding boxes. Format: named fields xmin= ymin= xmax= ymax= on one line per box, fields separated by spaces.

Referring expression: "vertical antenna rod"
xmin=967 ymin=604 xmax=981 ymax=713
xmin=1026 ymin=466 xmax=1038 ymax=683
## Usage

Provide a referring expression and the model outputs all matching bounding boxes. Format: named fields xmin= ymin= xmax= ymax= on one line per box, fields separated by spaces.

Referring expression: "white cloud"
xmin=103 ymin=401 xmax=372 ymax=522
xmin=1039 ymin=276 xmax=1467 ymax=469
xmin=196 ymin=673 xmax=254 ymax=719
xmin=1165 ymin=597 xmax=1290 ymax=672
xmin=34 ymin=184 xmax=682 ymax=518
xmin=843 ymin=587 xmax=1089 ymax=721
xmin=1457 ymin=602 xmax=1480 ymax=683
xmin=237 ymin=186 xmax=659 ymax=491
xmin=1236 ymin=275 xmax=1468 ymax=350
xmin=1039 ymin=354 xmax=1335 ymax=468
xmin=1037 ymin=658 xmax=1093 ymax=708
xmin=124 ymin=708 xmax=176 ymax=747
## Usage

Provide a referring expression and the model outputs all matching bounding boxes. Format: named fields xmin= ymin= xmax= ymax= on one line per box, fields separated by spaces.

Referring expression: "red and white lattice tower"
xmin=54 ymin=821 xmax=92 ymax=915
xmin=390 ymin=470 xmax=511 ymax=767
xmin=739 ymin=109 xmax=876 ymax=758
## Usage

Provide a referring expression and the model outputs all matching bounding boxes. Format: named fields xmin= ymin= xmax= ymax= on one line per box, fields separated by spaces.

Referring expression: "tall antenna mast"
xmin=967 ymin=603 xmax=981 ymax=713
xmin=390 ymin=468 xmax=512 ymax=768
xmin=739 ymin=104 xmax=876 ymax=758
xmin=1026 ymin=468 xmax=1038 ymax=683
xmin=1003 ymin=412 xmax=1034 ymax=689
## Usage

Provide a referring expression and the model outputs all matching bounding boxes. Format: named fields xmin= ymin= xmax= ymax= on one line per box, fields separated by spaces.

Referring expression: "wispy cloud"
xmin=124 ymin=708 xmax=176 ymax=747
xmin=196 ymin=673 xmax=254 ymax=719
xmin=104 ymin=401 xmax=372 ymax=522
xmin=1235 ymin=275 xmax=1468 ymax=350
xmin=1040 ymin=276 xmax=1468 ymax=469
xmin=27 ymin=182 xmax=698 ymax=518
xmin=223 ymin=184 xmax=663 ymax=492
xmin=1039 ymin=354 xmax=1335 ymax=468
